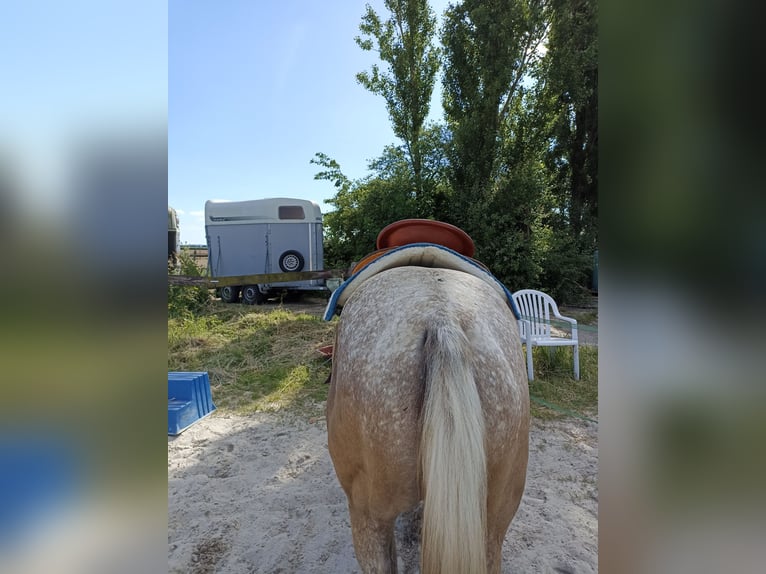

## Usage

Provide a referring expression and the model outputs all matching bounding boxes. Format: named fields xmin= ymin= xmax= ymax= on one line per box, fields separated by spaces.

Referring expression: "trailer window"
xmin=278 ymin=206 xmax=305 ymax=220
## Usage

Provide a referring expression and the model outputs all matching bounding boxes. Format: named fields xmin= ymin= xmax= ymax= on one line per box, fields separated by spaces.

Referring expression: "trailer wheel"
xmin=242 ymin=284 xmax=263 ymax=305
xmin=219 ymin=285 xmax=240 ymax=304
xmin=279 ymin=250 xmax=305 ymax=272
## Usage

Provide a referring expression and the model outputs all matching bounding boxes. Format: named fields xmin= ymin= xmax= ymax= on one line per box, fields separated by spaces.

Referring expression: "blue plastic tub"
xmin=168 ymin=372 xmax=216 ymax=435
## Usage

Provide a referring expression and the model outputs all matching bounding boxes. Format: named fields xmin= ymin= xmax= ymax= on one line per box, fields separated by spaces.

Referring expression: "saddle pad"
xmin=323 ymin=243 xmax=521 ymax=320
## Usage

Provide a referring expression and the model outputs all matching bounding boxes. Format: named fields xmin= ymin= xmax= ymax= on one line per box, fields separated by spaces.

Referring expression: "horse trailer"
xmin=204 ymin=198 xmax=326 ymax=304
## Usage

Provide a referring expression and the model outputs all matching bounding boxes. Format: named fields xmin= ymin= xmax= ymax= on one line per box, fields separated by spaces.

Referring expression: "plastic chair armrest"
xmin=557 ymin=316 xmax=578 ymax=341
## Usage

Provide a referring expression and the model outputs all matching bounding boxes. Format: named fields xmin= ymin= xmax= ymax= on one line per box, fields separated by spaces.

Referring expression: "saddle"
xmin=323 ymin=241 xmax=521 ymax=321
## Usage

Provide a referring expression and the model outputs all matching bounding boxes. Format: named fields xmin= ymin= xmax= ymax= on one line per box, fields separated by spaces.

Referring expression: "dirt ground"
xmin=168 ymin=412 xmax=597 ymax=574
xmin=168 ymin=295 xmax=598 ymax=573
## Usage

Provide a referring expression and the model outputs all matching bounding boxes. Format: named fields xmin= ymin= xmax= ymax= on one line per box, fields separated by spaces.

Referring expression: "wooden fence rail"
xmin=168 ymin=269 xmax=348 ymax=288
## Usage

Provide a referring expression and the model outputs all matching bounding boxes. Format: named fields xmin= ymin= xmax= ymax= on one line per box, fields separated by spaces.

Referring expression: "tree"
xmin=441 ymin=0 xmax=550 ymax=232
xmin=311 ymin=153 xmax=363 ymax=267
xmin=540 ymin=0 xmax=598 ymax=250
xmin=477 ymin=88 xmax=551 ymax=292
xmin=535 ymin=0 xmax=598 ymax=299
xmin=355 ymin=0 xmax=440 ymax=203
xmin=313 ymin=127 xmax=453 ymax=267
xmin=315 ymin=0 xmax=599 ymax=303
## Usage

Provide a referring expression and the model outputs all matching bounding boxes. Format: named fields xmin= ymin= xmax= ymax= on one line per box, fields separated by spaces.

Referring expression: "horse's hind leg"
xmin=485 ymin=477 xmax=524 ymax=574
xmin=486 ymin=438 xmax=529 ymax=573
xmin=347 ymin=501 xmax=398 ymax=574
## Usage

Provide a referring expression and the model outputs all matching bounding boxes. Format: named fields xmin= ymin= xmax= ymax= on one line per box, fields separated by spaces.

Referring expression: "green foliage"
xmin=315 ymin=133 xmax=452 ymax=269
xmin=538 ymin=232 xmax=592 ymax=303
xmin=356 ymin=0 xmax=440 ymax=201
xmin=322 ymin=173 xmax=419 ymax=268
xmin=315 ymin=0 xmax=598 ymax=305
xmin=441 ymin=0 xmax=550 ymax=220
xmin=310 ymin=152 xmax=351 ymax=192
xmin=540 ymin=0 xmax=598 ymax=250
xmin=471 ymin=178 xmax=546 ymax=292
xmin=167 ymin=252 xmax=211 ymax=318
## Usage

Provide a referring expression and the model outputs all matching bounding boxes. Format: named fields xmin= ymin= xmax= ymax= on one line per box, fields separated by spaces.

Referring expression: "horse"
xmin=326 ymin=265 xmax=530 ymax=574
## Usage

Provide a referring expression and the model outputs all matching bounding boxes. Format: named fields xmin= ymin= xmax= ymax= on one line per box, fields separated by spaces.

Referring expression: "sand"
xmin=168 ymin=408 xmax=597 ymax=573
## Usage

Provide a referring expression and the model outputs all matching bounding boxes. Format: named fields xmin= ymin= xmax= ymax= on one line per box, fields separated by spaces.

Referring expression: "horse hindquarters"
xmin=420 ymin=321 xmax=489 ymax=574
xmin=327 ymin=267 xmax=528 ymax=574
xmin=326 ymin=318 xmax=422 ymax=574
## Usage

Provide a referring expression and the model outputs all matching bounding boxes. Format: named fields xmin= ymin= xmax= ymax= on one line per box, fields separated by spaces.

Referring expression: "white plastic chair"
xmin=512 ymin=289 xmax=579 ymax=381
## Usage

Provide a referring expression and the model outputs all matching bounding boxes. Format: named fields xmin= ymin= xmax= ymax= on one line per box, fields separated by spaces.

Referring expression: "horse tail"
xmin=420 ymin=321 xmax=488 ymax=574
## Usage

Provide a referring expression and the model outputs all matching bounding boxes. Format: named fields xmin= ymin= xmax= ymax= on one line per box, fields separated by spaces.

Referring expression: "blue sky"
xmin=170 ymin=0 xmax=451 ymax=245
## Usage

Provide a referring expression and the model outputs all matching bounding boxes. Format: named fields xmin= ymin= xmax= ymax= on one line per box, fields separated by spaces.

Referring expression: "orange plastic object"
xmin=376 ymin=219 xmax=475 ymax=258
xmin=351 ymin=248 xmax=393 ymax=274
xmin=317 ymin=345 xmax=334 ymax=358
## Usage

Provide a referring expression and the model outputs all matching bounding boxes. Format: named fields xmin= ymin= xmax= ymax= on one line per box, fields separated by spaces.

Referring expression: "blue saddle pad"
xmin=323 ymin=243 xmax=520 ymax=320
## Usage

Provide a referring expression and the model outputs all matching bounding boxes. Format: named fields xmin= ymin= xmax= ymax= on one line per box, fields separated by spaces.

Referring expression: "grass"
xmin=527 ymin=345 xmax=599 ymax=420
xmin=168 ymin=301 xmax=335 ymax=415
xmin=559 ymin=308 xmax=598 ymax=326
xmin=168 ymin=300 xmax=598 ymax=421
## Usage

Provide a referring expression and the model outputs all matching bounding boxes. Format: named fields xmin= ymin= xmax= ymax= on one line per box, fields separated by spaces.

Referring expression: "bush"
xmin=168 ymin=252 xmax=211 ymax=318
xmin=538 ymin=232 xmax=593 ymax=305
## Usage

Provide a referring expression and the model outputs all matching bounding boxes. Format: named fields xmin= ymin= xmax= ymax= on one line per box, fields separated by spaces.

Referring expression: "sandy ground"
xmin=168 ymin=409 xmax=598 ymax=573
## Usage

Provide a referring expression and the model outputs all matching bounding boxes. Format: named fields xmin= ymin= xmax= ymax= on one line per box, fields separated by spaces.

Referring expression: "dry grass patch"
xmin=168 ymin=300 xmax=597 ymax=421
xmin=168 ymin=301 xmax=335 ymax=414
